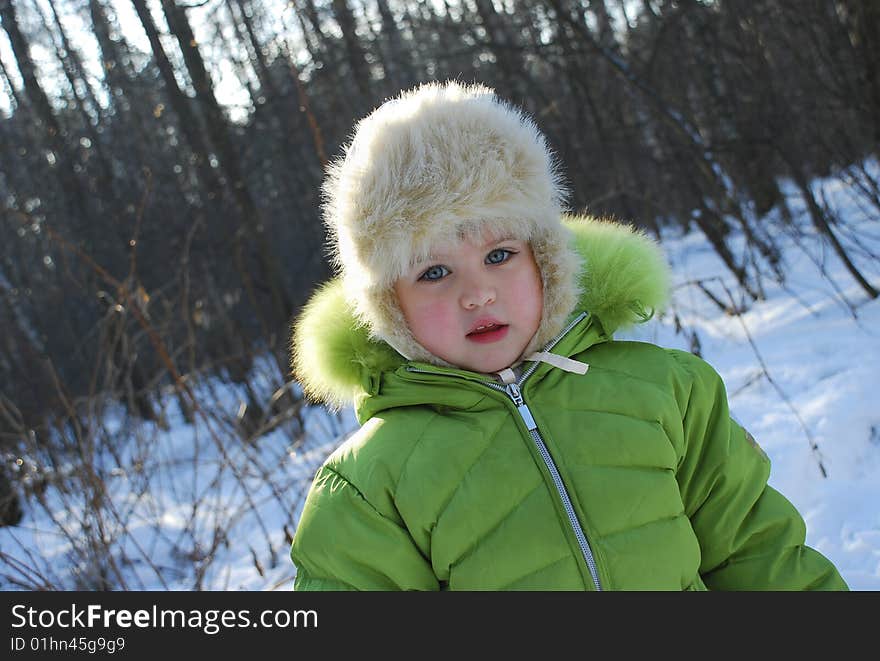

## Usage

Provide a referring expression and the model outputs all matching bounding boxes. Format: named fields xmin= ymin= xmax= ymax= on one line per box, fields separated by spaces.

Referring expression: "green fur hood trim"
xmin=290 ymin=214 xmax=670 ymax=409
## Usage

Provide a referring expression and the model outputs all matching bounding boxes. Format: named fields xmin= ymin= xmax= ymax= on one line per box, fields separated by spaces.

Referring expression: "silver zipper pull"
xmin=505 ymin=383 xmax=537 ymax=431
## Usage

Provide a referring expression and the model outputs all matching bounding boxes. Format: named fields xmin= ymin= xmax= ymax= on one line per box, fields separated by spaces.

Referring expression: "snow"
xmin=2 ymin=165 xmax=878 ymax=591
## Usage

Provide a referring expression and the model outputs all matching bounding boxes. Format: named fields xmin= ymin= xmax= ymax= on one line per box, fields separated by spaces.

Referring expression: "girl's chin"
xmin=463 ymin=351 xmax=523 ymax=375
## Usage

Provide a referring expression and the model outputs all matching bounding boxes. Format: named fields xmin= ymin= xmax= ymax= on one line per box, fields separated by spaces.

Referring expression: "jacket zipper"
xmin=405 ymin=312 xmax=603 ymax=590
xmin=494 ymin=380 xmax=601 ymax=590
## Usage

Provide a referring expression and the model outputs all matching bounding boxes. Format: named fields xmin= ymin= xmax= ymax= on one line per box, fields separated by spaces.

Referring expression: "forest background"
xmin=0 ymin=0 xmax=878 ymax=589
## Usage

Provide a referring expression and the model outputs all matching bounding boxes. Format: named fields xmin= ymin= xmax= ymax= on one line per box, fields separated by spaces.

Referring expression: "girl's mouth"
xmin=466 ymin=323 xmax=509 ymax=344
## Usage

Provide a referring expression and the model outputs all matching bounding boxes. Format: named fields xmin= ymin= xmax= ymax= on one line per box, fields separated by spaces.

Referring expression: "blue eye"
xmin=419 ymin=265 xmax=449 ymax=281
xmin=486 ymin=248 xmax=513 ymax=265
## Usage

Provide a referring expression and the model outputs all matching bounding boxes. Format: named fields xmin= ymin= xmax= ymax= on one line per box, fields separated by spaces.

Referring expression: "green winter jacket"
xmin=289 ymin=217 xmax=847 ymax=591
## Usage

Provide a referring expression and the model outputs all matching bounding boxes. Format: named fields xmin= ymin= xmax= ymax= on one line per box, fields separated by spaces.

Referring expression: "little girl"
xmin=288 ymin=81 xmax=847 ymax=590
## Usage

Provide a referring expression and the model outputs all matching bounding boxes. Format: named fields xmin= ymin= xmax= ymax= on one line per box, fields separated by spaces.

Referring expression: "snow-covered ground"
xmin=2 ymin=165 xmax=878 ymax=591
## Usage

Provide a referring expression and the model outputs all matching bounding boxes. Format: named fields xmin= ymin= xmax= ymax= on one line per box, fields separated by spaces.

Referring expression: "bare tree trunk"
xmin=39 ymin=0 xmax=117 ymax=199
xmin=0 ymin=56 xmax=23 ymax=111
xmin=854 ymin=1 xmax=880 ymax=146
xmin=159 ymin=0 xmax=292 ymax=361
xmin=287 ymin=0 xmax=322 ymax=64
xmin=474 ymin=0 xmax=528 ymax=94
xmin=782 ymin=150 xmax=878 ymax=300
xmin=129 ymin=0 xmax=224 ymax=204
xmin=230 ymin=0 xmax=328 ymax=284
xmin=89 ymin=0 xmax=143 ymax=110
xmin=299 ymin=0 xmax=328 ymax=45
xmin=215 ymin=3 xmax=259 ymax=107
xmin=691 ymin=202 xmax=760 ymax=301
xmin=0 ymin=0 xmax=91 ymax=228
xmin=276 ymin=39 xmax=328 ymax=171
xmin=547 ymin=3 xmax=608 ymax=204
xmin=228 ymin=0 xmax=286 ymax=120
xmin=546 ymin=1 xmax=653 ymax=234
xmin=229 ymin=0 xmax=265 ymax=88
xmin=330 ymin=0 xmax=373 ymax=111
xmin=44 ymin=0 xmax=105 ymax=125
xmin=375 ymin=0 xmax=412 ymax=92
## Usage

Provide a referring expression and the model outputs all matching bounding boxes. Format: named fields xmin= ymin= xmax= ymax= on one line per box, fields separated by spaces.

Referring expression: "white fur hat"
xmin=322 ymin=80 xmax=582 ymax=366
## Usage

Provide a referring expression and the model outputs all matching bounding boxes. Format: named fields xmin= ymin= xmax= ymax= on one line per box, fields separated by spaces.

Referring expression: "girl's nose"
xmin=461 ymin=282 xmax=496 ymax=309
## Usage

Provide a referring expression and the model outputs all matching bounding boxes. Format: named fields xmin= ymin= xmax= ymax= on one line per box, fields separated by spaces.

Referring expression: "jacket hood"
xmin=290 ymin=214 xmax=670 ymax=410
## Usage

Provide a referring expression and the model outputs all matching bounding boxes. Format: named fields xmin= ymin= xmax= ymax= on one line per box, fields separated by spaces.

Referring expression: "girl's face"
xmin=393 ymin=234 xmax=544 ymax=374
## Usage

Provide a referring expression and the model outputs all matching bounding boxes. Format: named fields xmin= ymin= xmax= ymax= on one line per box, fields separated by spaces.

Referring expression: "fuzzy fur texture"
xmin=291 ymin=214 xmax=671 ymax=409
xmin=322 ymin=80 xmax=577 ymax=362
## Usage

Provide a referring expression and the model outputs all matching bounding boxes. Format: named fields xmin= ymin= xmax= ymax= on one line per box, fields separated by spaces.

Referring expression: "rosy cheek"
xmin=515 ymin=264 xmax=543 ymax=327
xmin=406 ymin=298 xmax=457 ymax=353
xmin=411 ymin=300 xmax=453 ymax=334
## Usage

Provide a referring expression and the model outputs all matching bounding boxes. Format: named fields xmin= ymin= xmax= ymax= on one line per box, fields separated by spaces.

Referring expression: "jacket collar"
xmin=353 ymin=311 xmax=606 ymax=423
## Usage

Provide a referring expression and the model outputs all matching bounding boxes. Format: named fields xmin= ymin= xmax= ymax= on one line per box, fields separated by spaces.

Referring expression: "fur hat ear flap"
xmin=323 ymin=80 xmax=577 ymax=366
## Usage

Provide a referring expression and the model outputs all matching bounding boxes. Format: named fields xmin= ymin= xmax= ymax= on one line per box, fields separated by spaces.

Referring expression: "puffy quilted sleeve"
xmin=290 ymin=465 xmax=440 ymax=591
xmin=670 ymin=350 xmax=848 ymax=591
